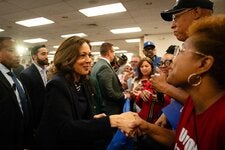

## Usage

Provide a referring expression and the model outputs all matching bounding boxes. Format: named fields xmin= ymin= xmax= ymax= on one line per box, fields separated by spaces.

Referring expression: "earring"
xmin=188 ymin=73 xmax=202 ymax=86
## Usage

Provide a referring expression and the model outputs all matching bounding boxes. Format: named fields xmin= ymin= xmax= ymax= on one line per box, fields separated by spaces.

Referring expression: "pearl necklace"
xmin=74 ymin=82 xmax=81 ymax=92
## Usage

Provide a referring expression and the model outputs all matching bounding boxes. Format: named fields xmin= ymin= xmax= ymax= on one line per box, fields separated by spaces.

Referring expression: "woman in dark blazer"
xmin=37 ymin=36 xmax=134 ymax=150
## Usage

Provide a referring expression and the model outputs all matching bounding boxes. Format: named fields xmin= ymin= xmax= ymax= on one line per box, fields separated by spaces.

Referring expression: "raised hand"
xmin=150 ymin=70 xmax=168 ymax=93
xmin=139 ymin=90 xmax=153 ymax=102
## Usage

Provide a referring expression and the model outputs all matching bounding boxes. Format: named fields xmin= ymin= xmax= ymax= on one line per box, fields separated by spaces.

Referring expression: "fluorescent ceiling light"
xmin=113 ymin=46 xmax=119 ymax=50
xmin=115 ymin=50 xmax=127 ymax=54
xmin=16 ymin=17 xmax=54 ymax=27
xmin=49 ymin=51 xmax=56 ymax=55
xmin=0 ymin=28 xmax=4 ymax=32
xmin=23 ymin=38 xmax=47 ymax=43
xmin=79 ymin=3 xmax=126 ymax=17
xmin=90 ymin=41 xmax=104 ymax=46
xmin=92 ymin=52 xmax=100 ymax=55
xmin=48 ymin=55 xmax=54 ymax=58
xmin=110 ymin=27 xmax=141 ymax=34
xmin=61 ymin=33 xmax=87 ymax=38
xmin=53 ymin=45 xmax=59 ymax=49
xmin=125 ymin=38 xmax=140 ymax=43
xmin=126 ymin=53 xmax=134 ymax=56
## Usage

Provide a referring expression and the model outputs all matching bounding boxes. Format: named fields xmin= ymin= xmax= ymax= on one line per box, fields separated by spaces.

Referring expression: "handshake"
xmin=109 ymin=111 xmax=174 ymax=148
xmin=110 ymin=112 xmax=146 ymax=137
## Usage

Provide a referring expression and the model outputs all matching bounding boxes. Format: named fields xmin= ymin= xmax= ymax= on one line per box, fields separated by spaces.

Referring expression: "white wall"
xmin=140 ymin=33 xmax=183 ymax=57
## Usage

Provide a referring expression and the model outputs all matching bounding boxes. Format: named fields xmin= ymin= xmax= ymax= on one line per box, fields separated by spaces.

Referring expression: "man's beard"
xmin=37 ymin=58 xmax=48 ymax=66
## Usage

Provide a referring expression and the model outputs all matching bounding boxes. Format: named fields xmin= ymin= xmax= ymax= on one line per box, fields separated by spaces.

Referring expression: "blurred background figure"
xmin=91 ymin=43 xmax=129 ymax=115
xmin=116 ymin=53 xmax=128 ymax=75
xmin=127 ymin=55 xmax=141 ymax=90
xmin=20 ymin=44 xmax=48 ymax=130
xmin=142 ymin=41 xmax=161 ymax=68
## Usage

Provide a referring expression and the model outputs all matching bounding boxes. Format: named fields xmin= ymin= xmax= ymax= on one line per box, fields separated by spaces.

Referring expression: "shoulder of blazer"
xmin=97 ymin=59 xmax=112 ymax=70
xmin=21 ymin=64 xmax=45 ymax=86
xmin=20 ymin=64 xmax=35 ymax=77
xmin=48 ymin=74 xmax=66 ymax=86
xmin=47 ymin=74 xmax=72 ymax=94
xmin=0 ymin=71 xmax=12 ymax=89
xmin=26 ymin=64 xmax=40 ymax=75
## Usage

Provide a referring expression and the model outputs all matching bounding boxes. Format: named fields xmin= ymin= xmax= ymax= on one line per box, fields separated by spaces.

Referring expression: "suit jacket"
xmin=91 ymin=58 xmax=124 ymax=115
xmin=37 ymin=74 xmax=112 ymax=150
xmin=20 ymin=63 xmax=46 ymax=129
xmin=0 ymin=71 xmax=33 ymax=150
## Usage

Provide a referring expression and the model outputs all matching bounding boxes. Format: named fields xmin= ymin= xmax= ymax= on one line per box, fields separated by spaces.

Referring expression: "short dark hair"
xmin=0 ymin=37 xmax=12 ymax=50
xmin=166 ymin=45 xmax=179 ymax=54
xmin=30 ymin=44 xmax=46 ymax=56
xmin=100 ymin=42 xmax=113 ymax=56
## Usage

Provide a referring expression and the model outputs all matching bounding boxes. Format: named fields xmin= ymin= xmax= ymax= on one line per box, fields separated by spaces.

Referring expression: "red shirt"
xmin=175 ymin=95 xmax=225 ymax=150
xmin=135 ymin=81 xmax=170 ymax=122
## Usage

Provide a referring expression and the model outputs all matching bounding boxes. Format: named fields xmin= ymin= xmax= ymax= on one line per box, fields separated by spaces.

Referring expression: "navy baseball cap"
xmin=144 ymin=41 xmax=155 ymax=49
xmin=161 ymin=0 xmax=213 ymax=21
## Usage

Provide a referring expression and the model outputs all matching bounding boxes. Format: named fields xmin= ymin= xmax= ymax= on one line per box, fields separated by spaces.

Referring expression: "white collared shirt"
xmin=33 ymin=63 xmax=47 ymax=86
xmin=99 ymin=56 xmax=111 ymax=65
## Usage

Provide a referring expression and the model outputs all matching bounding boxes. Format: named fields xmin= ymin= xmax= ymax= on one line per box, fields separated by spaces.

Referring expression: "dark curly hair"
xmin=188 ymin=15 xmax=225 ymax=89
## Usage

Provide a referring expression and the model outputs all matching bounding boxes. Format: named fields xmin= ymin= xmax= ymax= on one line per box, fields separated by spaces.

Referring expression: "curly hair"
xmin=188 ymin=15 xmax=225 ymax=88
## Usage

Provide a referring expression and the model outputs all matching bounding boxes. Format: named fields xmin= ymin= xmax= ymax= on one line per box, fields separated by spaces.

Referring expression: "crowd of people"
xmin=1 ymin=0 xmax=225 ymax=150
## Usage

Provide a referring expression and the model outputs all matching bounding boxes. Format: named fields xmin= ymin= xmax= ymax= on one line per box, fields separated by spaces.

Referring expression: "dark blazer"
xmin=0 ymin=71 xmax=33 ymax=150
xmin=20 ymin=63 xmax=46 ymax=129
xmin=91 ymin=58 xmax=125 ymax=115
xmin=37 ymin=74 xmax=112 ymax=150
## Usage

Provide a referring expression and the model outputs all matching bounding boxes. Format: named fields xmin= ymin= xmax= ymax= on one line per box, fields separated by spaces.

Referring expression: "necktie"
xmin=7 ymin=71 xmax=29 ymax=125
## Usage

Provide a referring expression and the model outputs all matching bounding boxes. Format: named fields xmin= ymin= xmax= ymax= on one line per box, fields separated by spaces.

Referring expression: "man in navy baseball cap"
xmin=144 ymin=41 xmax=155 ymax=49
xmin=161 ymin=0 xmax=213 ymax=21
xmin=143 ymin=41 xmax=161 ymax=67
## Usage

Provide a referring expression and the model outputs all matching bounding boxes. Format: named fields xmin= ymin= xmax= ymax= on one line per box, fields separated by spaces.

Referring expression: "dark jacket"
xmin=0 ymin=71 xmax=33 ymax=150
xmin=37 ymin=73 xmax=112 ymax=150
xmin=89 ymin=76 xmax=106 ymax=114
xmin=20 ymin=63 xmax=46 ymax=129
xmin=91 ymin=59 xmax=125 ymax=115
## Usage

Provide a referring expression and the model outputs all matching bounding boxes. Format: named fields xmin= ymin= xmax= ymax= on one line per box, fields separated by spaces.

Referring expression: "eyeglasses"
xmin=172 ymin=8 xmax=194 ymax=22
xmin=178 ymin=48 xmax=207 ymax=57
xmin=130 ymin=60 xmax=138 ymax=63
xmin=157 ymin=59 xmax=173 ymax=67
